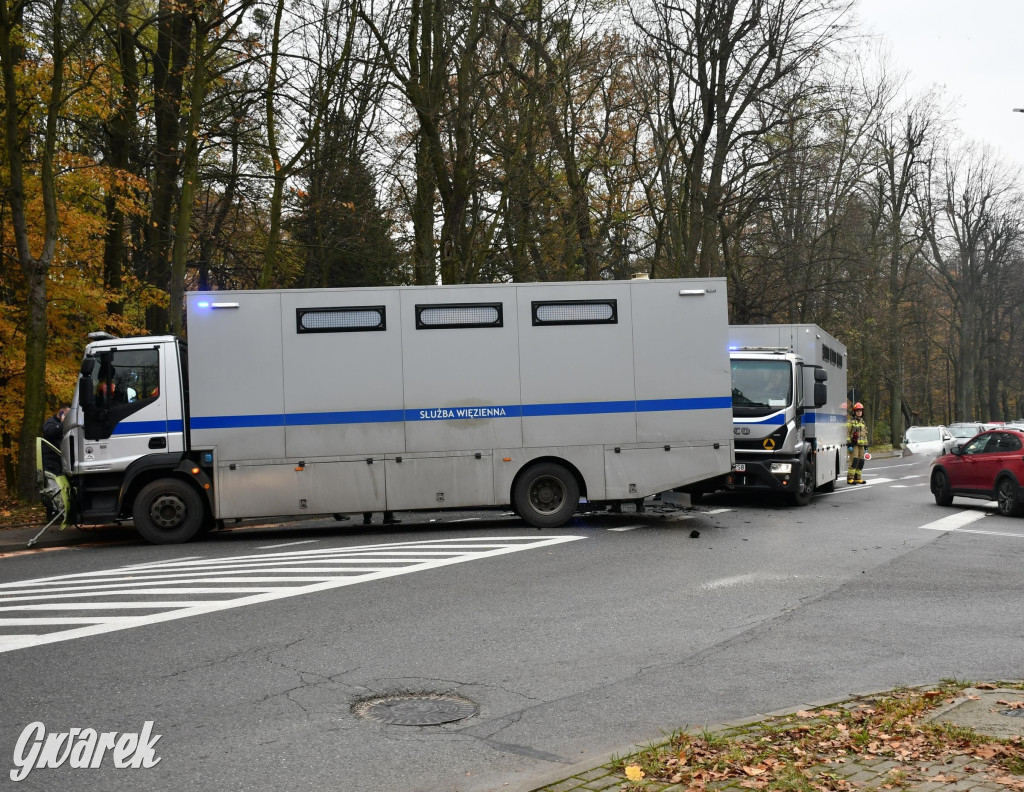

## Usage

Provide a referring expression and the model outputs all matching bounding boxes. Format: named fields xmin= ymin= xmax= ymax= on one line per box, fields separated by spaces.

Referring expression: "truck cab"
xmin=680 ymin=324 xmax=846 ymax=506
xmin=68 ymin=334 xmax=197 ymax=526
xmin=728 ymin=347 xmax=827 ymax=505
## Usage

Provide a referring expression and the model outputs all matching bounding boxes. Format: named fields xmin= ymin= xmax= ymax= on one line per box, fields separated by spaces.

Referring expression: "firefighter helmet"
xmin=853 ymin=402 xmax=864 ymax=410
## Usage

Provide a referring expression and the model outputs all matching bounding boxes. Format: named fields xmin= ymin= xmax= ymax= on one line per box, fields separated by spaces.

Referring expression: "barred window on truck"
xmin=415 ymin=303 xmax=503 ymax=329
xmin=296 ymin=306 xmax=386 ymax=333
xmin=532 ymin=300 xmax=617 ymax=326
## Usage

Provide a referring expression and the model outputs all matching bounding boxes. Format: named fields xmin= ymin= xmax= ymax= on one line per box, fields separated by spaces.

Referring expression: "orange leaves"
xmin=615 ymin=684 xmax=1024 ymax=792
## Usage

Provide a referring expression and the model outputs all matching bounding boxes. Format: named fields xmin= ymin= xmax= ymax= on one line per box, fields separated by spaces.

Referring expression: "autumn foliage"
xmin=617 ymin=683 xmax=1024 ymax=792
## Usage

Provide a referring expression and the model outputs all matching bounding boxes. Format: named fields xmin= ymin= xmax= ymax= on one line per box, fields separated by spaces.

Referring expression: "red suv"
xmin=930 ymin=429 xmax=1024 ymax=516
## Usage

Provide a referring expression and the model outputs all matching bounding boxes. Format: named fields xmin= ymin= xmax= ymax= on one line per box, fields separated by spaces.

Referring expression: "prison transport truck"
xmin=59 ymin=279 xmax=735 ymax=543
xmin=703 ymin=324 xmax=847 ymax=505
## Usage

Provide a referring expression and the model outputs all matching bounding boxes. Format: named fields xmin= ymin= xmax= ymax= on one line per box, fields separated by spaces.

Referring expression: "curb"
xmin=514 ymin=681 xmax=1023 ymax=792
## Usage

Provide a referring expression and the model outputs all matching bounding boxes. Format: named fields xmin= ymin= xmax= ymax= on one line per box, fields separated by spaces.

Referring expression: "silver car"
xmin=902 ymin=425 xmax=956 ymax=457
xmin=947 ymin=423 xmax=987 ymax=448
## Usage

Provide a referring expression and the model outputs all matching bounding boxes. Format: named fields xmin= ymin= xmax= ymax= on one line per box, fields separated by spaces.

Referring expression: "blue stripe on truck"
xmin=170 ymin=396 xmax=733 ymax=430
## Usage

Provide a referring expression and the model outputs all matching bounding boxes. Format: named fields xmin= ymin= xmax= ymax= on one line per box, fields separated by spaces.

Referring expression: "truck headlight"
xmin=769 ymin=462 xmax=792 ymax=474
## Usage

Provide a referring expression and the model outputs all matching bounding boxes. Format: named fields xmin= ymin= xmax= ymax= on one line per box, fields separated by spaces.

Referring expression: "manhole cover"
xmin=1002 ymin=709 xmax=1024 ymax=718
xmin=353 ymin=694 xmax=478 ymax=725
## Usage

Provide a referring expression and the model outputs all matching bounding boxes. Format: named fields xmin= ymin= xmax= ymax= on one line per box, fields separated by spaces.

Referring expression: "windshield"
xmin=949 ymin=426 xmax=978 ymax=438
xmin=731 ymin=359 xmax=792 ymax=418
xmin=905 ymin=427 xmax=939 ymax=443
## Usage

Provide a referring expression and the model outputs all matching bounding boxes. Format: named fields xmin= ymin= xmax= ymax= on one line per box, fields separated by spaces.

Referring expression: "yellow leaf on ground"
xmin=624 ymin=764 xmax=645 ymax=782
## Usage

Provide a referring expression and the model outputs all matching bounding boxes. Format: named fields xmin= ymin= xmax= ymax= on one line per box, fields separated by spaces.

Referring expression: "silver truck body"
xmin=65 ymin=279 xmax=734 ymax=542
xmin=725 ymin=324 xmax=848 ymax=503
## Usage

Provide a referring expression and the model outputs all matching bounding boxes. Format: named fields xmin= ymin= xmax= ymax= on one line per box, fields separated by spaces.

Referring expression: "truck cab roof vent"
xmin=87 ymin=331 xmax=116 ymax=341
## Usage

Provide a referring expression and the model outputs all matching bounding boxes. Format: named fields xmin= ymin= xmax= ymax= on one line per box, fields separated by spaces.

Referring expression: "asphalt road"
xmin=1 ymin=453 xmax=1022 ymax=792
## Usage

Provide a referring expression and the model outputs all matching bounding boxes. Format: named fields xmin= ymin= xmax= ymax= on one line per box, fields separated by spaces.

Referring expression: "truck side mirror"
xmin=79 ymin=357 xmax=97 ymax=409
xmin=814 ymin=368 xmax=827 ymax=383
xmin=813 ymin=382 xmax=827 ymax=408
xmin=80 ymin=376 xmax=95 ymax=408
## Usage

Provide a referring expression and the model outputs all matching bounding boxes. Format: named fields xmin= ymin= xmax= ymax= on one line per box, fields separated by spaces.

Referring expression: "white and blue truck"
xmin=687 ymin=324 xmax=847 ymax=506
xmin=50 ymin=278 xmax=736 ymax=543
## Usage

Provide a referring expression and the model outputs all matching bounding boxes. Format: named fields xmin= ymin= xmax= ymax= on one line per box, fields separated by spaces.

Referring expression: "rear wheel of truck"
xmin=791 ymin=458 xmax=814 ymax=506
xmin=513 ymin=463 xmax=579 ymax=528
xmin=133 ymin=479 xmax=205 ymax=544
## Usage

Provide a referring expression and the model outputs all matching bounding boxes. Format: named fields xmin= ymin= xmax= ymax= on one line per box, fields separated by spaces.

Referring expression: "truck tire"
xmin=791 ymin=458 xmax=814 ymax=506
xmin=133 ymin=478 xmax=205 ymax=544
xmin=513 ymin=462 xmax=579 ymax=528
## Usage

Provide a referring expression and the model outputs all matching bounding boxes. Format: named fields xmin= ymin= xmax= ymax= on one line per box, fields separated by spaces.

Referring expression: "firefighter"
xmin=847 ymin=402 xmax=869 ymax=484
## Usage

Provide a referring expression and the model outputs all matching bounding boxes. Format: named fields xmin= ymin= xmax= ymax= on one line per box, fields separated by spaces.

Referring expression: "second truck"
xmin=687 ymin=324 xmax=848 ymax=505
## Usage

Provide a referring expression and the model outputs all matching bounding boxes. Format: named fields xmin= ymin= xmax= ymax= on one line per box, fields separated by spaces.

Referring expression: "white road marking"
xmin=258 ymin=540 xmax=320 ymax=549
xmin=826 ymin=478 xmax=895 ymax=493
xmin=891 ymin=484 xmax=928 ymax=488
xmin=705 ymin=508 xmax=733 ymax=515
xmin=919 ymin=526 xmax=1024 ymax=539
xmin=915 ymin=507 xmax=1024 ymax=538
xmin=702 ymin=572 xmax=760 ymax=590
xmin=0 ymin=535 xmax=584 ymax=654
xmin=607 ymin=525 xmax=644 ymax=532
xmin=918 ymin=510 xmax=990 ymax=532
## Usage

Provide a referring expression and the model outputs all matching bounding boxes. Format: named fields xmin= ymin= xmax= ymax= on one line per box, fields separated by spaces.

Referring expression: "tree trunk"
xmin=2 ymin=0 xmax=64 ymax=499
xmin=101 ymin=0 xmax=140 ymax=317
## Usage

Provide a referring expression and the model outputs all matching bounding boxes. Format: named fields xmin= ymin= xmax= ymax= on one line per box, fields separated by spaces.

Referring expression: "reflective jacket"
xmin=847 ymin=416 xmax=868 ymax=447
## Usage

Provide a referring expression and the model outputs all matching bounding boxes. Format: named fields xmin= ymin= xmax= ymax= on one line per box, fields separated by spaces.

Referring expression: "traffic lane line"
xmin=915 ymin=507 xmax=1024 ymax=538
xmin=0 ymin=535 xmax=587 ymax=654
xmin=816 ymin=478 xmax=895 ymax=495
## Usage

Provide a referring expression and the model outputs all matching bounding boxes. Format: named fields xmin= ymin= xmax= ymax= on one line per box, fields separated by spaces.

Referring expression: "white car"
xmin=902 ymin=425 xmax=956 ymax=457
xmin=947 ymin=423 xmax=987 ymax=448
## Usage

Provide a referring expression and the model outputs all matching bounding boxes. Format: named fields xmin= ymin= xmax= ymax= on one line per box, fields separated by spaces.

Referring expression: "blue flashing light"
xmin=197 ymin=301 xmax=210 ymax=308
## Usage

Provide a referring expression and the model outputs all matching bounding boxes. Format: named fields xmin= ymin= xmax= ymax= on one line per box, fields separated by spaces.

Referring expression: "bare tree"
xmin=631 ymin=0 xmax=853 ymax=277
xmin=866 ymin=84 xmax=935 ymax=443
xmin=918 ymin=144 xmax=1023 ymax=421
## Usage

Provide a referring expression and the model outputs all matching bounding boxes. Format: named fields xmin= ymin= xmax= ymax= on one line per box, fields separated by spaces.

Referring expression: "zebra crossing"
xmin=0 ymin=535 xmax=584 ymax=654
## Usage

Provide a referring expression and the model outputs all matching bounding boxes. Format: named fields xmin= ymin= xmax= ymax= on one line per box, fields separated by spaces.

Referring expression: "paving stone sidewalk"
xmin=526 ymin=686 xmax=1024 ymax=792
xmin=533 ymin=755 xmax=1013 ymax=792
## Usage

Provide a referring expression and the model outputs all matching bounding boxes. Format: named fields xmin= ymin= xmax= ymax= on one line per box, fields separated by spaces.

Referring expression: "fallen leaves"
xmin=615 ymin=683 xmax=1024 ymax=792
xmin=624 ymin=764 xmax=645 ymax=782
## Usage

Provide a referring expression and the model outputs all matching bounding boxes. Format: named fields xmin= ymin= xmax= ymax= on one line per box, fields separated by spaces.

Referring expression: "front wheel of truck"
xmin=791 ymin=458 xmax=814 ymax=506
xmin=133 ymin=478 xmax=205 ymax=544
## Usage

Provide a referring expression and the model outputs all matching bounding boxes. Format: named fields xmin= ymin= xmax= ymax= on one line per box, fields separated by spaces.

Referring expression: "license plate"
xmin=732 ymin=463 xmax=746 ymax=472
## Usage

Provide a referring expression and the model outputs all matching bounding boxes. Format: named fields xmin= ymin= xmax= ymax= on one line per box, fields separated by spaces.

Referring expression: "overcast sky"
xmin=852 ymin=0 xmax=1024 ymax=169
